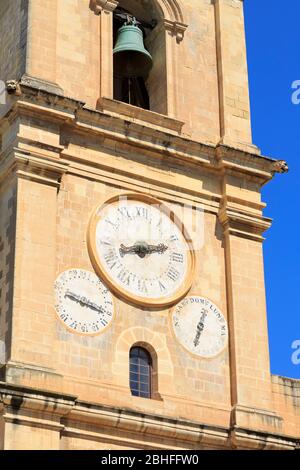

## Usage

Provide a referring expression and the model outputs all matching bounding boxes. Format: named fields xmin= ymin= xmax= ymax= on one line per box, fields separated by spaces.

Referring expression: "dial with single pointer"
xmin=171 ymin=296 xmax=228 ymax=358
xmin=88 ymin=194 xmax=194 ymax=307
xmin=54 ymin=269 xmax=114 ymax=335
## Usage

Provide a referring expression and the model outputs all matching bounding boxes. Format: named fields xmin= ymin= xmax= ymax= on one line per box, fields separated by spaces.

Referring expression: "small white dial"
xmin=54 ymin=269 xmax=114 ymax=335
xmin=171 ymin=296 xmax=228 ymax=358
xmin=88 ymin=194 xmax=194 ymax=307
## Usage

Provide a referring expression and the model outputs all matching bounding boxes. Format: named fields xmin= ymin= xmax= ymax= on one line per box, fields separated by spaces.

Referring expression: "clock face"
xmin=171 ymin=296 xmax=228 ymax=358
xmin=88 ymin=194 xmax=194 ymax=307
xmin=54 ymin=269 xmax=114 ymax=335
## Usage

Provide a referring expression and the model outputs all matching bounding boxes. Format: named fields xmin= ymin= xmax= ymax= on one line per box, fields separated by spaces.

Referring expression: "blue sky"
xmin=244 ymin=1 xmax=300 ymax=378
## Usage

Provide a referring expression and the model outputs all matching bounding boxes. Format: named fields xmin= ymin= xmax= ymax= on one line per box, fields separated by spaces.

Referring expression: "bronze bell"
xmin=113 ymin=18 xmax=153 ymax=78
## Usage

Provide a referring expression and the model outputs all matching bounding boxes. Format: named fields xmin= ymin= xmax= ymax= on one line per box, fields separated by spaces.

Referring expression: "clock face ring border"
xmin=87 ymin=192 xmax=195 ymax=308
xmin=54 ymin=268 xmax=116 ymax=337
xmin=169 ymin=295 xmax=228 ymax=359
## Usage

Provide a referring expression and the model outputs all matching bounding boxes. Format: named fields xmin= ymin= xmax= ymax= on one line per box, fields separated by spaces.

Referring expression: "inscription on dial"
xmin=54 ymin=269 xmax=114 ymax=335
xmin=95 ymin=200 xmax=190 ymax=301
xmin=171 ymin=296 xmax=228 ymax=358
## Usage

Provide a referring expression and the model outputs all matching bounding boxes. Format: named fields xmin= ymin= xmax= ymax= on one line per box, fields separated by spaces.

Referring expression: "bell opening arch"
xmin=90 ymin=0 xmax=187 ymax=118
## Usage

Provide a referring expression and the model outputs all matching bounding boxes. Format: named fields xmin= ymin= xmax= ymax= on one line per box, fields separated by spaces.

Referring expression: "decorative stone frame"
xmin=113 ymin=326 xmax=174 ymax=399
xmin=89 ymin=0 xmax=188 ymax=118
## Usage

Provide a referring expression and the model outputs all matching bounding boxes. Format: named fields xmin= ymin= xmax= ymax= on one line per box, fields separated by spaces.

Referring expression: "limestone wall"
xmin=0 ymin=0 xmax=252 ymax=149
xmin=272 ymin=376 xmax=300 ymax=437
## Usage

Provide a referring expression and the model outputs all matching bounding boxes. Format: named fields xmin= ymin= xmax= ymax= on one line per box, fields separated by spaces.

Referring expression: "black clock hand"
xmin=87 ymin=301 xmax=105 ymax=314
xmin=119 ymin=242 xmax=168 ymax=259
xmin=193 ymin=310 xmax=208 ymax=347
xmin=65 ymin=290 xmax=81 ymax=303
xmin=65 ymin=290 xmax=105 ymax=314
xmin=147 ymin=243 xmax=169 ymax=255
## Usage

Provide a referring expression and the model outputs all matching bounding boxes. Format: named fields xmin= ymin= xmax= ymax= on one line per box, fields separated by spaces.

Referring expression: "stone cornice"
xmin=215 ymin=144 xmax=288 ymax=181
xmin=231 ymin=427 xmax=296 ymax=451
xmin=0 ymin=149 xmax=70 ymax=188
xmin=218 ymin=205 xmax=272 ymax=242
xmin=21 ymin=74 xmax=64 ymax=96
xmin=67 ymin=400 xmax=229 ymax=449
xmin=0 ymin=382 xmax=298 ymax=450
xmin=272 ymin=375 xmax=300 ymax=404
xmin=0 ymin=84 xmax=288 ymax=215
xmin=0 ymin=382 xmax=76 ymax=417
xmin=0 ymin=84 xmax=286 ymax=185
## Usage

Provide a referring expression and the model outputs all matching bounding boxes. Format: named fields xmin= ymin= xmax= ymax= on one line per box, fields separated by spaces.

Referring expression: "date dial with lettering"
xmin=171 ymin=296 xmax=228 ymax=358
xmin=88 ymin=194 xmax=194 ymax=307
xmin=54 ymin=269 xmax=114 ymax=335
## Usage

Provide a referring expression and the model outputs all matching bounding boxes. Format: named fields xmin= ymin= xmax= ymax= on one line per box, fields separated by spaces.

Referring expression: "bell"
xmin=113 ymin=20 xmax=153 ymax=78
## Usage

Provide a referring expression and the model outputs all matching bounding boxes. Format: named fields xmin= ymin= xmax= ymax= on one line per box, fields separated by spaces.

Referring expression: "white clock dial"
xmin=54 ymin=269 xmax=114 ymax=335
xmin=88 ymin=194 xmax=194 ymax=307
xmin=171 ymin=296 xmax=228 ymax=358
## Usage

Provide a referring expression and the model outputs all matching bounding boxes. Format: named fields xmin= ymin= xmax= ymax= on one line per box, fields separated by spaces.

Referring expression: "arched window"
xmin=90 ymin=0 xmax=187 ymax=119
xmin=129 ymin=346 xmax=152 ymax=398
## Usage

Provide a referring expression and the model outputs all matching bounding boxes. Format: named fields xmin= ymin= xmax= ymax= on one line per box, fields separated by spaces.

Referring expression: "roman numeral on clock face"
xmin=136 ymin=206 xmax=149 ymax=219
xmin=99 ymin=240 xmax=112 ymax=247
xmin=105 ymin=218 xmax=118 ymax=228
xmin=171 ymin=252 xmax=184 ymax=263
xmin=159 ymin=281 xmax=166 ymax=292
xmin=138 ymin=279 xmax=148 ymax=293
xmin=169 ymin=234 xmax=179 ymax=242
xmin=117 ymin=207 xmax=132 ymax=219
xmin=104 ymin=250 xmax=119 ymax=269
xmin=167 ymin=267 xmax=180 ymax=282
xmin=117 ymin=268 xmax=130 ymax=284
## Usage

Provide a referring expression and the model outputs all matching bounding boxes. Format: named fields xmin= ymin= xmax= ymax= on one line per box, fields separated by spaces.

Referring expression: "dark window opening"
xmin=113 ymin=11 xmax=150 ymax=110
xmin=129 ymin=346 xmax=152 ymax=398
xmin=113 ymin=76 xmax=150 ymax=110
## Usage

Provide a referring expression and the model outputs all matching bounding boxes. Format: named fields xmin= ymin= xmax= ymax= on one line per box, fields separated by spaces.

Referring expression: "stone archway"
xmin=157 ymin=0 xmax=184 ymax=22
xmin=90 ymin=0 xmax=187 ymax=39
xmin=90 ymin=0 xmax=188 ymax=116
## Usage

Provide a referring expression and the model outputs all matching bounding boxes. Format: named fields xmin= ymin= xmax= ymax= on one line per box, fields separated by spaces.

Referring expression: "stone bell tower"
xmin=0 ymin=0 xmax=299 ymax=450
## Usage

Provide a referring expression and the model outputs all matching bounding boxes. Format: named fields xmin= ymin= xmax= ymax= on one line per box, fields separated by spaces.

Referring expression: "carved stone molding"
xmin=163 ymin=19 xmax=188 ymax=42
xmin=0 ymin=86 xmax=287 ymax=189
xmin=231 ymin=427 xmax=296 ymax=451
xmin=215 ymin=144 xmax=286 ymax=184
xmin=159 ymin=0 xmax=185 ymax=24
xmin=89 ymin=0 xmax=187 ymax=24
xmin=89 ymin=0 xmax=188 ymax=41
xmin=20 ymin=74 xmax=64 ymax=96
xmin=0 ymin=150 xmax=70 ymax=189
xmin=218 ymin=206 xmax=272 ymax=242
xmin=97 ymin=96 xmax=184 ymax=134
xmin=0 ymin=382 xmax=75 ymax=432
xmin=89 ymin=0 xmax=119 ymax=14
xmin=0 ymin=381 xmax=298 ymax=449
